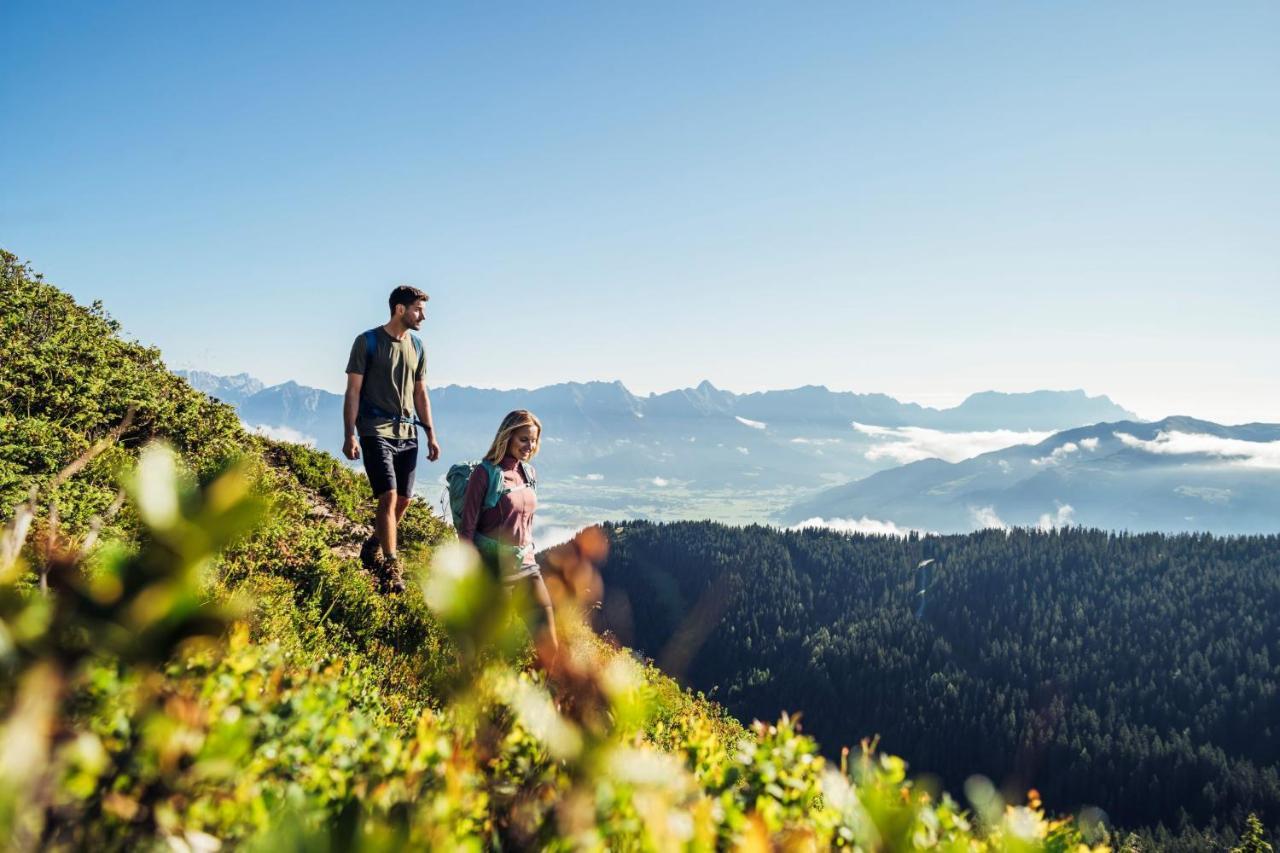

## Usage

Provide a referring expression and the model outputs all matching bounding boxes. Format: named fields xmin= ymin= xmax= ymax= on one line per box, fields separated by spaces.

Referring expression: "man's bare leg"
xmin=375 ymin=490 xmax=398 ymax=559
xmin=368 ymin=494 xmax=412 ymax=559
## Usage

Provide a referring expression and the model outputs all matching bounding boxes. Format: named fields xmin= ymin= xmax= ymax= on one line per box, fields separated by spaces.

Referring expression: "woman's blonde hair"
xmin=484 ymin=409 xmax=543 ymax=464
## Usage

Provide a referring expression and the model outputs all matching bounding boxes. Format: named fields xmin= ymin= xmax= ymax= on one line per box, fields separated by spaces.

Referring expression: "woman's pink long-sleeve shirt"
xmin=457 ymin=456 xmax=538 ymax=575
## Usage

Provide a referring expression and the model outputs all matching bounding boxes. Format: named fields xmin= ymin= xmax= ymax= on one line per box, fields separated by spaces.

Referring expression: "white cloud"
xmin=790 ymin=437 xmax=842 ymax=445
xmin=583 ymin=473 xmax=604 ymax=481
xmin=997 ymin=460 xmax=1013 ymax=474
xmin=1175 ymin=485 xmax=1232 ymax=505
xmin=789 ymin=516 xmax=920 ymax=537
xmin=534 ymin=522 xmax=587 ymax=549
xmin=736 ymin=446 xmax=750 ymax=455
xmin=735 ymin=416 xmax=767 ymax=430
xmin=1114 ymin=431 xmax=1280 ymax=470
xmin=651 ymin=477 xmax=669 ymax=487
xmin=969 ymin=505 xmax=1008 ymax=530
xmin=1032 ymin=442 xmax=1079 ymax=467
xmin=852 ymin=422 xmax=1053 ymax=465
xmin=245 ymin=423 xmax=316 ymax=447
xmin=1030 ymin=436 xmax=1101 ymax=467
xmin=1037 ymin=504 xmax=1076 ymax=530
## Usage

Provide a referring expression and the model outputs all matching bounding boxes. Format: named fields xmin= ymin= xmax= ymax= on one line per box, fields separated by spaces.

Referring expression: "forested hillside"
xmin=593 ymin=520 xmax=1280 ymax=849
xmin=0 ymin=250 xmax=1116 ymax=849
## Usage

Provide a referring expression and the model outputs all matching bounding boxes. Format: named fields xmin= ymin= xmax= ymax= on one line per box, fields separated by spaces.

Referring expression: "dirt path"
xmin=261 ymin=446 xmax=374 ymax=566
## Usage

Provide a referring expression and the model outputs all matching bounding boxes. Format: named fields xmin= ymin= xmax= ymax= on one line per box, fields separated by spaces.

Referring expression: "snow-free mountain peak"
xmin=939 ymin=389 xmax=1136 ymax=430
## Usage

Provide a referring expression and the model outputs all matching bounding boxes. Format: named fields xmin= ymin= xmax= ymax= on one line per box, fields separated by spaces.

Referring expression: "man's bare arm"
xmin=414 ymin=379 xmax=440 ymax=462
xmin=343 ymin=372 xmax=363 ymax=460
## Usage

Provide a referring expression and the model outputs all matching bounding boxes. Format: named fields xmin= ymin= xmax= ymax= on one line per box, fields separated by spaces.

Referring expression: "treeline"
xmin=593 ymin=520 xmax=1280 ymax=848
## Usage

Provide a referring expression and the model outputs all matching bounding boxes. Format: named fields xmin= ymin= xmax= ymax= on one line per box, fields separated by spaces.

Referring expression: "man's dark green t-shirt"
xmin=345 ymin=328 xmax=426 ymax=439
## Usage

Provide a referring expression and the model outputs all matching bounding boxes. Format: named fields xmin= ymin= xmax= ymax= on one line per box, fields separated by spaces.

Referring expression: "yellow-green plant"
xmin=0 ymin=444 xmax=259 ymax=850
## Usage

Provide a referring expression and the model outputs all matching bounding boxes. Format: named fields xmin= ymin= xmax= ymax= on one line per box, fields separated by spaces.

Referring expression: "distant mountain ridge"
xmin=179 ymin=371 xmax=264 ymax=404
xmin=179 ymin=370 xmax=1135 ymax=440
xmin=922 ymin=389 xmax=1134 ymax=431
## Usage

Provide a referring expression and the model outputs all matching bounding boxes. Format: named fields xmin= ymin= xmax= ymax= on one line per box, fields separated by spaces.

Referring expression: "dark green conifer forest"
xmin=594 ymin=520 xmax=1280 ymax=849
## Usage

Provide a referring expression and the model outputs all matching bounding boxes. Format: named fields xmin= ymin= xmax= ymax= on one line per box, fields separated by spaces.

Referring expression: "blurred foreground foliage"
xmin=0 ymin=249 xmax=1127 ymax=849
xmin=0 ymin=453 xmax=1104 ymax=851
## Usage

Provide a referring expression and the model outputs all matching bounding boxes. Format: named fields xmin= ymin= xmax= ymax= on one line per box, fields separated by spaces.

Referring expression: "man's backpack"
xmin=444 ymin=459 xmax=537 ymax=529
xmin=363 ymin=327 xmax=423 ymax=367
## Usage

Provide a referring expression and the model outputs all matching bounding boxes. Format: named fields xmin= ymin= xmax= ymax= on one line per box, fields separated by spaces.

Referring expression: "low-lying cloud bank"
xmin=853 ymin=422 xmax=1053 ymax=465
xmin=1037 ymin=504 xmax=1076 ymax=530
xmin=1033 ymin=443 xmax=1076 ymax=467
xmin=534 ymin=521 xmax=588 ymax=550
xmin=789 ymin=516 xmax=921 ymax=537
xmin=1033 ymin=441 xmax=1094 ymax=467
xmin=1175 ymin=485 xmax=1233 ymax=505
xmin=969 ymin=505 xmax=1008 ymax=530
xmin=970 ymin=503 xmax=1076 ymax=532
xmin=1115 ymin=430 xmax=1280 ymax=470
xmin=246 ymin=422 xmax=317 ymax=447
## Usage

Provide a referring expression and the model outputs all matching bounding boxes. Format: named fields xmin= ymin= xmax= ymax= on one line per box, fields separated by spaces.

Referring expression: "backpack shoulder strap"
xmin=479 ymin=460 xmax=505 ymax=511
xmin=409 ymin=334 xmax=425 ymax=381
xmin=363 ymin=328 xmax=379 ymax=369
xmin=357 ymin=329 xmax=382 ymax=420
xmin=519 ymin=461 xmax=537 ymax=490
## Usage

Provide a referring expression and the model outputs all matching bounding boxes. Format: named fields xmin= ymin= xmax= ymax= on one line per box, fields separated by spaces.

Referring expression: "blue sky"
xmin=3 ymin=2 xmax=1277 ymax=423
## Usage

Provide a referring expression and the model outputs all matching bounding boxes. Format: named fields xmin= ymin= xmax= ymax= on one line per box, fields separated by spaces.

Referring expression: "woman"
xmin=457 ymin=409 xmax=558 ymax=653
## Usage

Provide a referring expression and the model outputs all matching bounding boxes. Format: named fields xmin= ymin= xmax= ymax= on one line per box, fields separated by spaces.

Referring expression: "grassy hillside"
xmin=0 ymin=249 xmax=1116 ymax=850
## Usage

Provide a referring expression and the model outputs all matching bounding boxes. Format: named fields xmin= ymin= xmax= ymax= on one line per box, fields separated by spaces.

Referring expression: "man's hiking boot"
xmin=379 ymin=553 xmax=406 ymax=595
xmin=359 ymin=534 xmax=380 ymax=569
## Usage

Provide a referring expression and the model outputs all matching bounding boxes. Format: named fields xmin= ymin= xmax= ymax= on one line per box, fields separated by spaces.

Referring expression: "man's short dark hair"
xmin=389 ymin=285 xmax=429 ymax=316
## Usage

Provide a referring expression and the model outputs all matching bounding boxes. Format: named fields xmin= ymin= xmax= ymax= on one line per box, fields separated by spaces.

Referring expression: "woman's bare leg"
xmin=506 ymin=573 xmax=558 ymax=653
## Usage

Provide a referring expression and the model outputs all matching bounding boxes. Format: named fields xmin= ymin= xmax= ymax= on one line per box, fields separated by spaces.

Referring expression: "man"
xmin=343 ymin=285 xmax=441 ymax=593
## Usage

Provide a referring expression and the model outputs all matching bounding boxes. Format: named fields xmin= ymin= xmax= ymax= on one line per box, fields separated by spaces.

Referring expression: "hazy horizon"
xmin=180 ymin=363 xmax=1277 ymax=427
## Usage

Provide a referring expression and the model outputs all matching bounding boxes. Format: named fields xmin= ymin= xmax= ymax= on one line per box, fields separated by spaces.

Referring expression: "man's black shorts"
xmin=360 ymin=436 xmax=418 ymax=497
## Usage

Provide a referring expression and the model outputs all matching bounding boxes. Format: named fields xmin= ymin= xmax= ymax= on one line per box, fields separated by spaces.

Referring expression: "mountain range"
xmin=177 ymin=371 xmax=1280 ymax=536
xmin=784 ymin=416 xmax=1280 ymax=534
xmin=177 ymin=370 xmax=1133 ymax=487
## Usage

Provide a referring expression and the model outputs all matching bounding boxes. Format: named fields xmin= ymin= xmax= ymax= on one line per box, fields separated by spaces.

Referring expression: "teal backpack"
xmin=444 ymin=459 xmax=537 ymax=530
